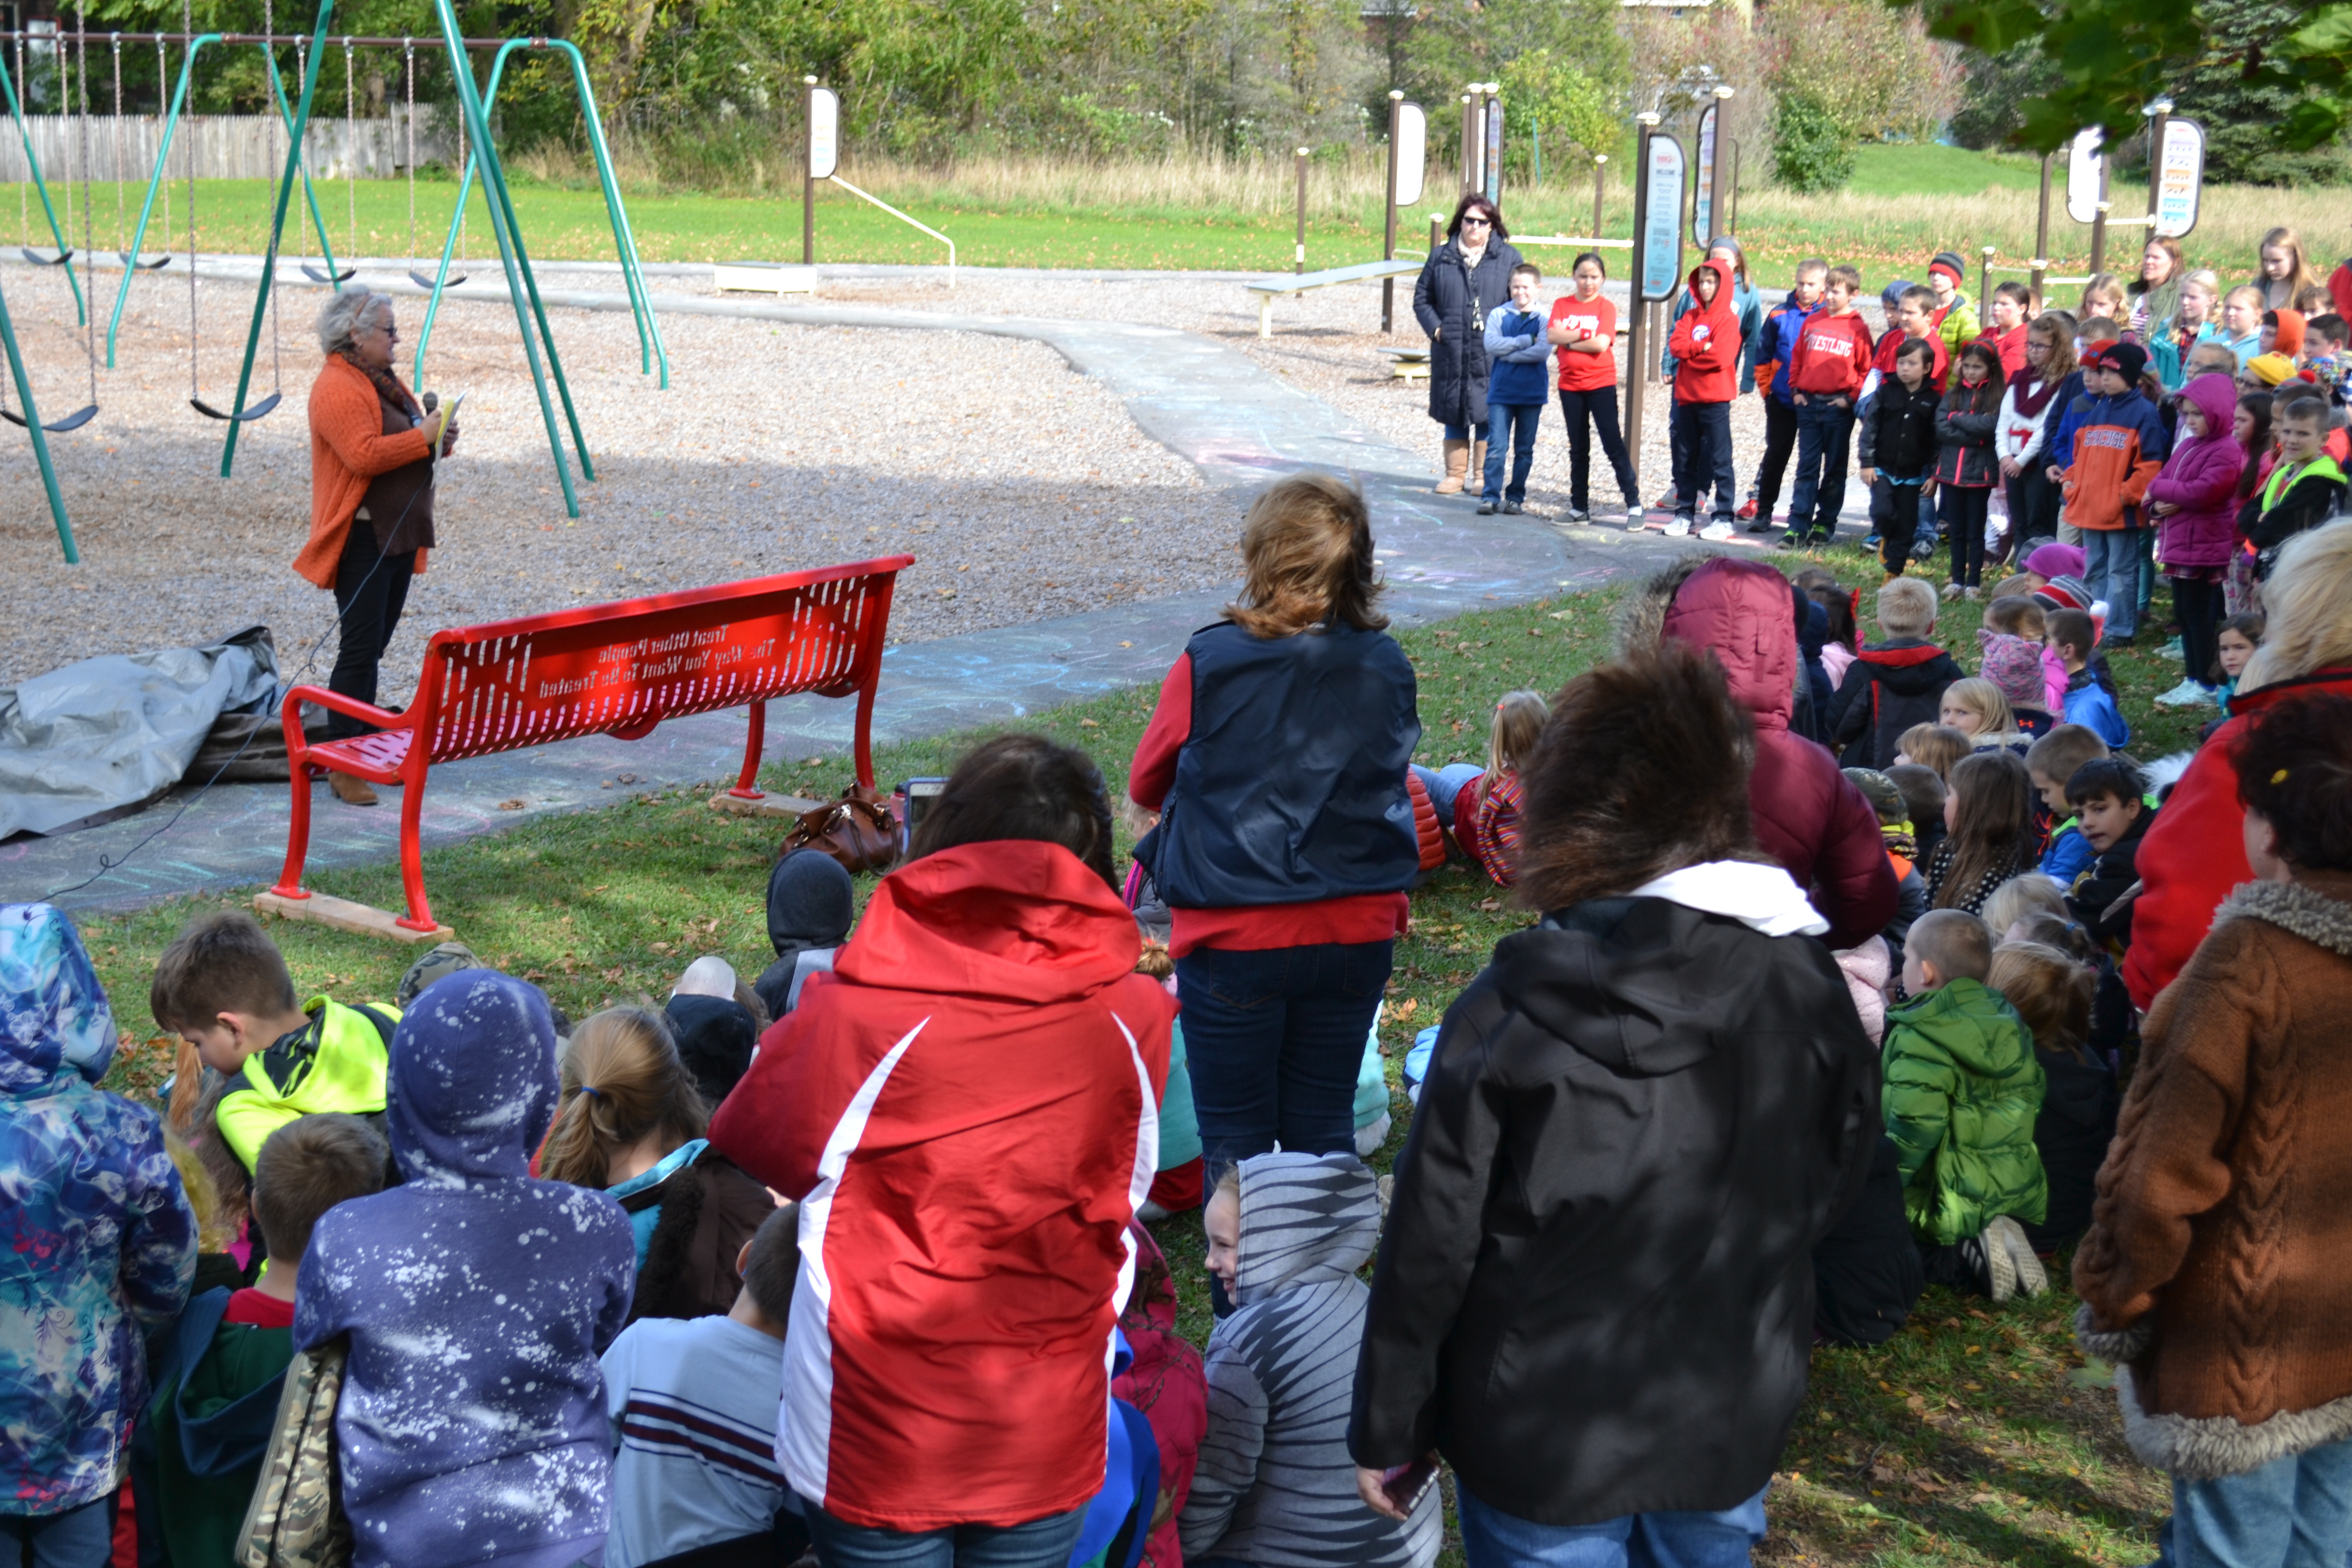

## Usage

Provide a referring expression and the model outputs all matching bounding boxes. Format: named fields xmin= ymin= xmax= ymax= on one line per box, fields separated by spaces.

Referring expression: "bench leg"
xmin=395 ymin=768 xmax=439 ymax=935
xmin=267 ymin=761 xmax=316 ymax=902
xmin=1259 ymin=297 xmax=1272 ymax=340
xmin=729 ymin=699 xmax=767 ymax=799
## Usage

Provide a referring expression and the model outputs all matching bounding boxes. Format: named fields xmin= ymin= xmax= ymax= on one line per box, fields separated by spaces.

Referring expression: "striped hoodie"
xmin=1179 ymin=1153 xmax=1439 ymax=1568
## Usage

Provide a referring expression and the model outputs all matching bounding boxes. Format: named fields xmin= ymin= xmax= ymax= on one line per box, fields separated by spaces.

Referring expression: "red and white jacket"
xmin=709 ymin=840 xmax=1174 ymax=1532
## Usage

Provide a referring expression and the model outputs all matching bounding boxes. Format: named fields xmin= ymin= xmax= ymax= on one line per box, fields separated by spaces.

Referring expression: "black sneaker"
xmin=1501 ymin=499 xmax=1524 ymax=514
xmin=1776 ymin=529 xmax=1806 ymax=549
xmin=1477 ymin=499 xmax=1499 ymax=515
xmin=1806 ymin=528 xmax=1834 ymax=546
xmin=1745 ymin=512 xmax=1776 ymax=534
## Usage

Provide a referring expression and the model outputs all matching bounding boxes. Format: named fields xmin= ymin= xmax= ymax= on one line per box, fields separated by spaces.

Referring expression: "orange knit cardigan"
xmin=297 ymin=352 xmax=436 ymax=589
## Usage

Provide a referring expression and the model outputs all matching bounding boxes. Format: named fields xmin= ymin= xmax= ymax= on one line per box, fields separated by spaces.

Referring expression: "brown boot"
xmin=328 ymin=771 xmax=378 ymax=807
xmin=1434 ymin=438 xmax=1469 ymax=495
xmin=1469 ymin=440 xmax=1488 ymax=497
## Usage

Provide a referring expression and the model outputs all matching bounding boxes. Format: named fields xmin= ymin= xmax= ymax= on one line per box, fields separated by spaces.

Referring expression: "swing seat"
xmin=410 ymin=270 xmax=465 ymax=290
xmin=119 ymin=251 xmax=169 ymax=270
xmin=191 ymin=393 xmax=282 ymax=423
xmin=20 ymin=248 xmax=71 ymax=266
xmin=302 ymin=264 xmax=356 ymax=284
xmin=1 ymin=403 xmax=96 ymax=433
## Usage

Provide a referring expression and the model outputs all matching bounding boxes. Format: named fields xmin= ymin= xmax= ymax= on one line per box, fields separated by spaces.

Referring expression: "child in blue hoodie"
xmin=0 ymin=904 xmax=197 ymax=1566
xmin=297 ymin=972 xmax=636 ymax=1568
xmin=1480 ymin=262 xmax=1552 ymax=515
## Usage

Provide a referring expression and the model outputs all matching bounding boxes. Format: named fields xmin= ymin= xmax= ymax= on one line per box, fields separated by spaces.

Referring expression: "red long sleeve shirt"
xmin=1788 ymin=311 xmax=1875 ymax=399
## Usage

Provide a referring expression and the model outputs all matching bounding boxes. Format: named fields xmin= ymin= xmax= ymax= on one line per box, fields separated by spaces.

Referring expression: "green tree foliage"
xmin=2163 ymin=0 xmax=2346 ymax=181
xmin=1946 ymin=42 xmax=2064 ymax=150
xmin=1399 ymin=0 xmax=1630 ymax=166
xmin=1500 ymin=46 xmax=1622 ymax=164
xmin=1765 ymin=0 xmax=1955 ymax=148
xmin=1909 ymin=0 xmax=2352 ymax=160
xmin=1773 ymin=90 xmax=1858 ymax=190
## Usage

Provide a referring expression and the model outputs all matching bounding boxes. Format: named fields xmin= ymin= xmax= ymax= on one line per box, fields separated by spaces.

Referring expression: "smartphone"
xmin=900 ymin=777 xmax=947 ymax=856
xmin=1381 ymin=1455 xmax=1440 ymax=1514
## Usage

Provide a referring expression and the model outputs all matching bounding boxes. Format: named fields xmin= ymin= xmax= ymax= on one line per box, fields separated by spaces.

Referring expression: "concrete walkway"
xmin=3 ymin=261 xmax=1703 ymax=913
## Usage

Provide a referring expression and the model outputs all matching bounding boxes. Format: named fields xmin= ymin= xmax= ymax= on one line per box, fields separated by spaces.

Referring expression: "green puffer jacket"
xmin=1882 ymin=977 xmax=2048 ymax=1245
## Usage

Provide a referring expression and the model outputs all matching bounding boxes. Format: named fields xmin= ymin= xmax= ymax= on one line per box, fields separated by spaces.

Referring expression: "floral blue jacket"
xmin=0 ymin=904 xmax=198 ymax=1514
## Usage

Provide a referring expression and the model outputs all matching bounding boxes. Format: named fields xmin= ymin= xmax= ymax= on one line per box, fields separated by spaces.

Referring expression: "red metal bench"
xmin=266 ymin=555 xmax=914 ymax=935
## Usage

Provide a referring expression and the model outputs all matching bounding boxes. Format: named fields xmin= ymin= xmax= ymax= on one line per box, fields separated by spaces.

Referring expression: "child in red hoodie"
xmin=1784 ymin=263 xmax=1876 ymax=547
xmin=1667 ymin=256 xmax=1741 ymax=540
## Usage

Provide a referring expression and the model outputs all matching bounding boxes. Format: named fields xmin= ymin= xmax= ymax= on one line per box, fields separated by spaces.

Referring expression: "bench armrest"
xmin=281 ymin=683 xmax=418 ymax=744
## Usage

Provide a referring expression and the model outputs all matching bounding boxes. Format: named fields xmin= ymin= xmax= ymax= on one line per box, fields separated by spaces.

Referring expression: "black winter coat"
xmin=1828 ymin=639 xmax=1964 ymax=769
xmin=1349 ymin=895 xmax=1879 ymax=1526
xmin=1857 ymin=377 xmax=1943 ymax=476
xmin=1414 ymin=236 xmax=1525 ymax=431
xmin=1812 ymin=1134 xmax=1926 ymax=1348
xmin=1933 ymin=382 xmax=2002 ymax=487
xmin=2023 ymin=1044 xmax=2118 ymax=1253
xmin=2066 ymin=807 xmax=2151 ymax=950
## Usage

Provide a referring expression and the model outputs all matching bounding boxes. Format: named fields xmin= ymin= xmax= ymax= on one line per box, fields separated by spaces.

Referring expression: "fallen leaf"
xmin=1079 ymin=718 xmax=1099 ymax=728
xmin=1905 ymin=1394 xmax=1927 ymax=1412
xmin=1478 ymin=898 xmax=1502 ymax=912
xmin=497 ymin=798 xmax=527 ymax=811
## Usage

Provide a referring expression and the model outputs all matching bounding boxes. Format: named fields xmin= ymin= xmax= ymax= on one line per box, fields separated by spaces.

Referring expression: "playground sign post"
xmin=1383 ymin=92 xmax=1425 ymax=333
xmin=2151 ymin=113 xmax=2205 ymax=238
xmin=1626 ymin=113 xmax=1681 ymax=462
xmin=803 ymin=79 xmax=837 ymax=264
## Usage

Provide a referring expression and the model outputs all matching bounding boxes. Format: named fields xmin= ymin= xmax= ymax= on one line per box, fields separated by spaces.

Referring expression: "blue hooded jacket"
xmin=0 ymin=904 xmax=197 ymax=1515
xmin=297 ymin=973 xmax=635 ymax=1568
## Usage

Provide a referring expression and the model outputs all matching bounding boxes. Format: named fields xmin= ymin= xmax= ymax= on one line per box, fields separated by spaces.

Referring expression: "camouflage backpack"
xmin=236 ymin=1337 xmax=352 ymax=1568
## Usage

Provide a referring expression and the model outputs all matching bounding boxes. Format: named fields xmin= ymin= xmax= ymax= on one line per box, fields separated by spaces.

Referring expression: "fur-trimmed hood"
xmin=2216 ymin=876 xmax=2352 ymax=956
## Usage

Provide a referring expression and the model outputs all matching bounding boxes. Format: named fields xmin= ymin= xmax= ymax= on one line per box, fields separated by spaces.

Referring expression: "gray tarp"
xmin=0 ymin=626 xmax=282 ymax=838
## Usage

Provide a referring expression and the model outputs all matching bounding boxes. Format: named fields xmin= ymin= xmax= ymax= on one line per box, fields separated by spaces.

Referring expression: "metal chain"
xmin=343 ymin=38 xmax=355 ymax=261
xmin=75 ymin=0 xmax=93 ymax=406
xmin=403 ymin=38 xmax=413 ymax=260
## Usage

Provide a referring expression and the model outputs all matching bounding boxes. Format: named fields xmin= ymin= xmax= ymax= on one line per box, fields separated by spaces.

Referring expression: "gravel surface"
xmin=0 ymin=270 xmax=1231 ymax=693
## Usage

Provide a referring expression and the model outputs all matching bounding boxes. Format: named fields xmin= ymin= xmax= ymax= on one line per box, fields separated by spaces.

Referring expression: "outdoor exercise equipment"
xmin=105 ymin=25 xmax=353 ymax=368
xmin=112 ymin=34 xmax=166 ymax=267
xmin=410 ymin=34 xmax=665 ymax=392
xmin=1 ymin=39 xmax=84 ymax=322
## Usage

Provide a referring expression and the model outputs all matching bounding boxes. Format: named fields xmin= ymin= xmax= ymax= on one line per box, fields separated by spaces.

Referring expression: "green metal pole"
xmin=263 ymin=45 xmax=346 ymax=289
xmin=413 ymin=38 xmax=665 ymax=390
xmin=431 ymin=0 xmax=579 ymax=516
xmin=0 ymin=51 xmax=85 ymax=326
xmin=218 ymin=0 xmax=335 ymax=478
xmin=106 ymin=35 xmax=209 ymax=367
xmin=0 ymin=272 xmax=77 ymax=562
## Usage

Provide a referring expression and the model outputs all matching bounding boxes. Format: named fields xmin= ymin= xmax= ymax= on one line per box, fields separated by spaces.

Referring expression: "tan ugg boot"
xmin=1434 ymin=438 xmax=1469 ymax=495
xmin=1469 ymin=440 xmax=1488 ymax=496
xmin=328 ymin=771 xmax=379 ymax=807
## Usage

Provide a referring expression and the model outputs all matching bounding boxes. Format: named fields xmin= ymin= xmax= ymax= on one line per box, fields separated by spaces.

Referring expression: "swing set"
xmin=0 ymin=0 xmax=669 ymax=565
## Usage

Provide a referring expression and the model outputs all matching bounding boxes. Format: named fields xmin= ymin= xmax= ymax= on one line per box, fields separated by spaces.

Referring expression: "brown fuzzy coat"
xmin=2073 ymin=871 xmax=2352 ymax=1479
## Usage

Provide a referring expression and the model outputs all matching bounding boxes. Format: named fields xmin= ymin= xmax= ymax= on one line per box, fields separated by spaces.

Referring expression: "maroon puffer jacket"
xmin=1619 ymin=555 xmax=1899 ymax=950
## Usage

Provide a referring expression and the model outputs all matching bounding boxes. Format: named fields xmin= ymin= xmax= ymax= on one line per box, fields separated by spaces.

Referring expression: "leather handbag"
xmin=780 ymin=783 xmax=899 ymax=875
xmin=237 ymin=1337 xmax=352 ymax=1568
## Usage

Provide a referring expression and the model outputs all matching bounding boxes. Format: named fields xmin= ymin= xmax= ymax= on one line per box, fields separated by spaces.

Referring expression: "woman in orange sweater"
xmin=301 ymin=290 xmax=456 ymax=805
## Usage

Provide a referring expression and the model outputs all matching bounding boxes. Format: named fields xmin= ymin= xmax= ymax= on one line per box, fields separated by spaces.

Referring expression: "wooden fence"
xmin=0 ymin=111 xmax=456 ymax=182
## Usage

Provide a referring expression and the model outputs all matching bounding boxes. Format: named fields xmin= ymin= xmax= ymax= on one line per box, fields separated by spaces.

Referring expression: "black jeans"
xmin=1672 ymin=399 xmax=1736 ymax=521
xmin=1557 ymin=385 xmax=1639 ymax=510
xmin=1790 ymin=400 xmax=1856 ymax=537
xmin=327 ymin=521 xmax=416 ymax=739
xmin=2006 ymin=464 xmax=2061 ymax=546
xmin=1944 ymin=484 xmax=1992 ymax=587
xmin=1754 ymin=395 xmax=1799 ymax=518
xmin=2173 ymin=574 xmax=2224 ymax=685
xmin=1878 ymin=478 xmax=1925 ymax=575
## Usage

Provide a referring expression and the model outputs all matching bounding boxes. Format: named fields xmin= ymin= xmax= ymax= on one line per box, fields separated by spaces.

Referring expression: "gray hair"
xmin=316 ymin=289 xmax=394 ymax=357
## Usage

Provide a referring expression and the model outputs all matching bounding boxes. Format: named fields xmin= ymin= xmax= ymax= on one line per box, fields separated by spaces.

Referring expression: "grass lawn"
xmin=78 ymin=534 xmax=2200 ymax=1567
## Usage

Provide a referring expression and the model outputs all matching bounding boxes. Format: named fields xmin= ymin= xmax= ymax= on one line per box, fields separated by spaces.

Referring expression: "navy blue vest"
xmin=1140 ymin=621 xmax=1421 ymax=910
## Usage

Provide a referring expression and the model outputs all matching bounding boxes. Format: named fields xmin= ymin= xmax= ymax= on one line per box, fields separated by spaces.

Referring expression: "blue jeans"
xmin=1485 ymin=403 xmax=1544 ymax=502
xmin=1788 ymin=400 xmax=1855 ymax=537
xmin=2083 ymin=527 xmax=2143 ymax=639
xmin=1458 ymin=1481 xmax=1769 ymax=1568
xmin=1175 ymin=940 xmax=1393 ymax=1171
xmin=1411 ymin=762 xmax=1485 ymax=830
xmin=0 ymin=1497 xmax=116 ymax=1568
xmin=801 ymin=1504 xmax=1085 ymax=1568
xmin=2155 ymin=1437 xmax=2352 ymax=1568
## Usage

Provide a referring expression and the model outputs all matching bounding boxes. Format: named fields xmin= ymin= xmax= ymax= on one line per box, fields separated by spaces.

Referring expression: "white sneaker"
xmin=1623 ymin=508 xmax=1648 ymax=533
xmin=2153 ymin=679 xmax=2208 ymax=707
xmin=1662 ymin=516 xmax=1693 ymax=537
xmin=1699 ymin=520 xmax=1736 ymax=542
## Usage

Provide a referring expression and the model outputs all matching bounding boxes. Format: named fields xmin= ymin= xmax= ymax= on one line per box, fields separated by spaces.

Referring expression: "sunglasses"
xmin=1461 ymin=215 xmax=1492 ymax=228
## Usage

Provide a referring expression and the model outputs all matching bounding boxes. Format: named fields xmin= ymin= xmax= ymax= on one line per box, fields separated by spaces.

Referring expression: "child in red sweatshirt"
xmin=1667 ymin=256 xmax=1741 ymax=540
xmin=1783 ymin=263 xmax=1876 ymax=547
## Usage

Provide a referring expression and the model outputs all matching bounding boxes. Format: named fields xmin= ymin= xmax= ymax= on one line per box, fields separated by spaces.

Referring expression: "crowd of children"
xmin=7 ymin=468 xmax=2352 ymax=1568
xmin=1421 ymin=215 xmax=2347 ymax=696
